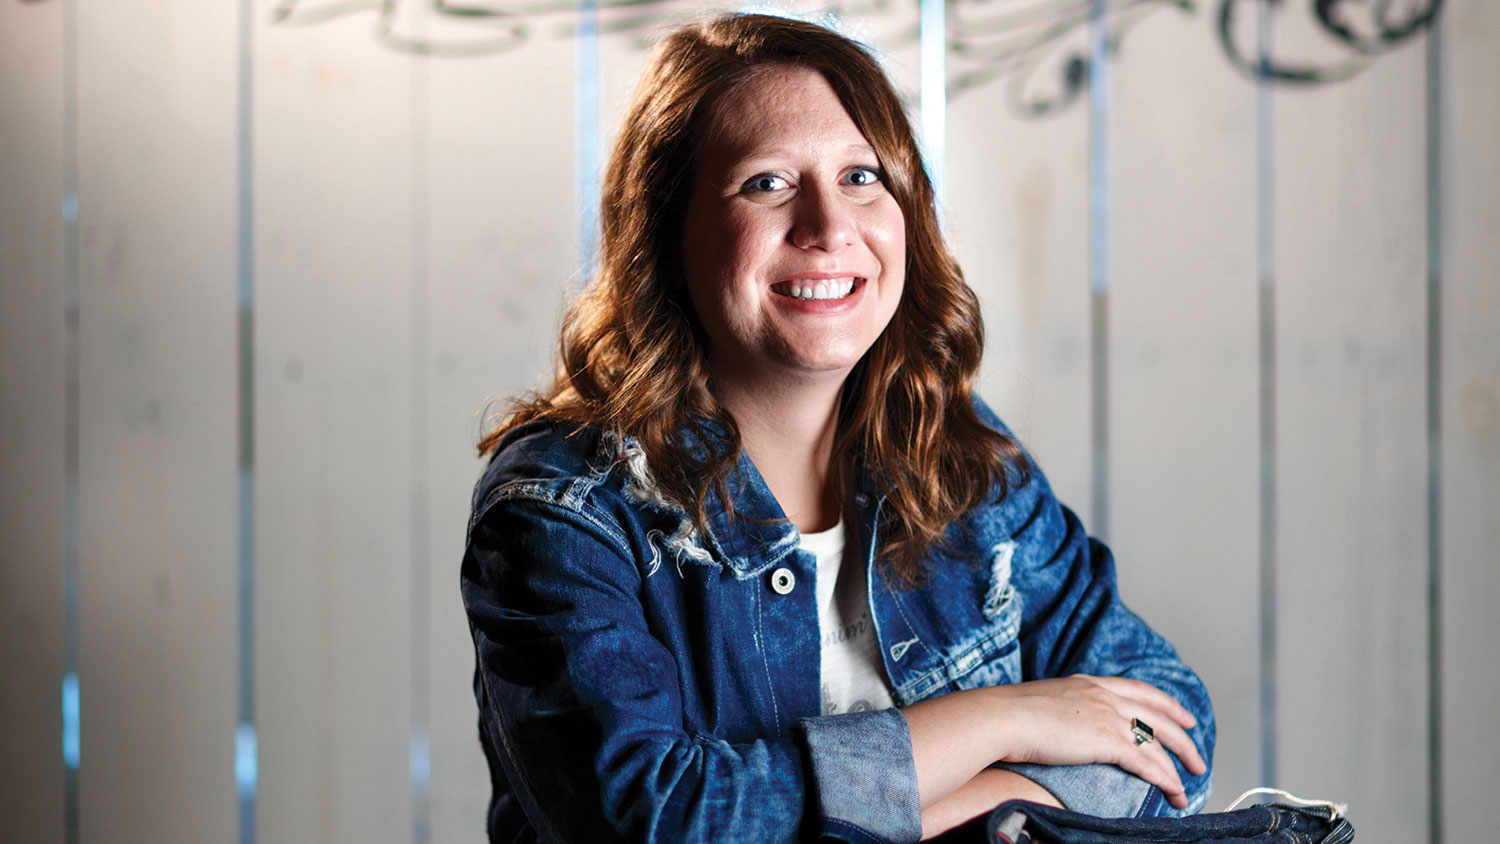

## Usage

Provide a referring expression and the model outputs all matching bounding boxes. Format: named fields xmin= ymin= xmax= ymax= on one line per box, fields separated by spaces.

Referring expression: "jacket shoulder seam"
xmin=475 ymin=480 xmax=634 ymax=562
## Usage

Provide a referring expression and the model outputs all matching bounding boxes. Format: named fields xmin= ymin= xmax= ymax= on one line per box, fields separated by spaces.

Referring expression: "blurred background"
xmin=1 ymin=0 xmax=1495 ymax=842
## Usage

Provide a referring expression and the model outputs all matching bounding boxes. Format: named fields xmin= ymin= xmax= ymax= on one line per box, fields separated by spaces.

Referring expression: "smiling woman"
xmin=462 ymin=12 xmax=1213 ymax=844
xmin=683 ymin=65 xmax=905 ymax=413
xmin=681 ymin=64 xmax=908 ymax=532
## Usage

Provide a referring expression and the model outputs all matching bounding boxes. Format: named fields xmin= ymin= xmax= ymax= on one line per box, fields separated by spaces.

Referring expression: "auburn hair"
xmin=480 ymin=12 xmax=1029 ymax=583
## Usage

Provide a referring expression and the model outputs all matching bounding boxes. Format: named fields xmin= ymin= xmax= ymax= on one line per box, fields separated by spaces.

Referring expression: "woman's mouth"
xmin=770 ymin=277 xmax=858 ymax=301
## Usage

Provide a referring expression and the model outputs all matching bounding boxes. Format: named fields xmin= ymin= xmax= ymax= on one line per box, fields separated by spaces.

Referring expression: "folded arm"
xmin=906 ymin=402 xmax=1217 ymax=833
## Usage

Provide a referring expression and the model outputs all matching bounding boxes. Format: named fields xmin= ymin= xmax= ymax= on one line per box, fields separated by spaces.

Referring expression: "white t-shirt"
xmin=799 ymin=520 xmax=896 ymax=715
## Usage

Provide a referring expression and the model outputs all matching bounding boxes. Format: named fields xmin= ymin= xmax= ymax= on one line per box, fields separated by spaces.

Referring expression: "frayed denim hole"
xmin=983 ymin=541 xmax=1018 ymax=619
xmin=664 ymin=519 xmax=716 ymax=576
xmin=643 ymin=529 xmax=665 ymax=577
xmin=615 ymin=436 xmax=676 ymax=512
xmin=611 ymin=435 xmax=717 ymax=576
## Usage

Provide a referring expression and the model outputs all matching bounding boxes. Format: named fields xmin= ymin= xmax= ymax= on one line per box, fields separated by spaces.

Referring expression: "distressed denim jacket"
xmin=461 ymin=401 xmax=1215 ymax=844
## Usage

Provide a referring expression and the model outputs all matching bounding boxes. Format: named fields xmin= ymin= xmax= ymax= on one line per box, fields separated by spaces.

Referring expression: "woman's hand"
xmin=986 ymin=675 xmax=1206 ymax=808
xmin=904 ymin=674 xmax=1208 ymax=813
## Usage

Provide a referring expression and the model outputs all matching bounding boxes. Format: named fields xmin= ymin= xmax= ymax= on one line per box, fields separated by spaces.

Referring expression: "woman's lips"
xmin=770 ymin=277 xmax=860 ymax=301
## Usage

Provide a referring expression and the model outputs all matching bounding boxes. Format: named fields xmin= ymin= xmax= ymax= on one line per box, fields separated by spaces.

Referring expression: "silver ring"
xmin=1131 ymin=718 xmax=1155 ymax=746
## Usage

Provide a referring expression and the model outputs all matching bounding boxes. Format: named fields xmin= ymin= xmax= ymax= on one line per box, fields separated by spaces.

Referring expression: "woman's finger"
xmin=1060 ymin=677 xmax=1198 ymax=807
xmin=1088 ymin=675 xmax=1197 ymax=729
xmin=1122 ymin=707 xmax=1207 ymax=777
xmin=1106 ymin=722 xmax=1187 ymax=808
xmin=1064 ymin=674 xmax=1205 ymax=774
xmin=1119 ymin=717 xmax=1195 ymax=808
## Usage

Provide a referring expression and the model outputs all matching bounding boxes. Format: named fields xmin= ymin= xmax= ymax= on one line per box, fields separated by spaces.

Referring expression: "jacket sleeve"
xmin=462 ymin=492 xmax=923 ymax=844
xmin=976 ymin=402 xmax=1216 ymax=817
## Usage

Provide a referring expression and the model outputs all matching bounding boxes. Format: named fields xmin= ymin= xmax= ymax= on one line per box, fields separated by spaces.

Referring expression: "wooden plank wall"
xmin=254 ymin=7 xmax=416 ymax=840
xmin=0 ymin=2 xmax=1493 ymax=842
xmin=422 ymin=20 xmax=578 ymax=844
xmin=1439 ymin=4 xmax=1500 ymax=842
xmin=1273 ymin=9 xmax=1430 ymax=839
xmin=73 ymin=2 xmax=242 ymax=842
xmin=1107 ymin=6 xmax=1261 ymax=809
xmin=0 ymin=2 xmax=67 ymax=841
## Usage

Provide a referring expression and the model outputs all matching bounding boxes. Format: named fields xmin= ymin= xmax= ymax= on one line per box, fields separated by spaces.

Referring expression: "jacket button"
xmin=769 ymin=567 xmax=796 ymax=595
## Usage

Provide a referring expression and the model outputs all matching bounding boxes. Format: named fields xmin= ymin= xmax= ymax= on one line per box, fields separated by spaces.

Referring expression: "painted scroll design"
xmin=940 ymin=0 xmax=1443 ymax=115
xmin=260 ymin=0 xmax=1441 ymax=115
xmin=266 ymin=0 xmax=784 ymax=56
xmin=1217 ymin=0 xmax=1442 ymax=85
xmin=943 ymin=0 xmax=1195 ymax=117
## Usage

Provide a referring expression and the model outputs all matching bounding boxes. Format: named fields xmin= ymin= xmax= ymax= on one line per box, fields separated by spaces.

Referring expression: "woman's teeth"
xmin=776 ymin=278 xmax=856 ymax=300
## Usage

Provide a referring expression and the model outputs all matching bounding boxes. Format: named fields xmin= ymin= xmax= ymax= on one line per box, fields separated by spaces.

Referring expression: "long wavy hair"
xmin=481 ymin=13 xmax=1029 ymax=582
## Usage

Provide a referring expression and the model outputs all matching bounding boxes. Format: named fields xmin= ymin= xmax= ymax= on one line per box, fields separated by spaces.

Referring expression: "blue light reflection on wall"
xmin=235 ymin=723 xmax=258 ymax=799
xmin=920 ymin=0 xmax=946 ymax=220
xmin=575 ymin=0 xmax=601 ymax=277
xmin=62 ymin=672 xmax=80 ymax=770
xmin=236 ymin=0 xmax=258 ymax=839
xmin=410 ymin=726 xmax=432 ymax=785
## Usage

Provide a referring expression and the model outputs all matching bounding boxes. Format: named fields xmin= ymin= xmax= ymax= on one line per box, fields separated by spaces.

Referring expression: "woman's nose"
xmin=789 ymin=186 xmax=854 ymax=251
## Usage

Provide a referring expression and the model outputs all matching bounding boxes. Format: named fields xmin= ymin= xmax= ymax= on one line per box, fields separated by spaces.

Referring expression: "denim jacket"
xmin=461 ymin=401 xmax=1214 ymax=843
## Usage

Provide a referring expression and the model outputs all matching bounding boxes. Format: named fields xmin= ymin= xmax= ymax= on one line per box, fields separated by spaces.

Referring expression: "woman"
xmin=462 ymin=13 xmax=1213 ymax=843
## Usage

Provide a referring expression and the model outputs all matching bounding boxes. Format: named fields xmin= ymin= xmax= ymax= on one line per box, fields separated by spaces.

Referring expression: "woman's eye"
xmin=742 ymin=174 xmax=789 ymax=193
xmin=842 ymin=167 xmax=883 ymax=187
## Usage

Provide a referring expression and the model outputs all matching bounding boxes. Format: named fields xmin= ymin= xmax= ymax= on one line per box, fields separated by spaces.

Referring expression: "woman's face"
xmin=681 ymin=63 xmax=906 ymax=393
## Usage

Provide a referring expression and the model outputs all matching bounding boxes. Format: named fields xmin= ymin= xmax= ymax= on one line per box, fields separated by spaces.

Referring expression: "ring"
xmin=1131 ymin=718 xmax=1155 ymax=746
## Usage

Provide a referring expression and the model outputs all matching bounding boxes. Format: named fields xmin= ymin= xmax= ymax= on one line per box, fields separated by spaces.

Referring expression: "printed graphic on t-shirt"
xmin=822 ymin=611 xmax=873 ymax=648
xmin=802 ymin=520 xmax=895 ymax=715
xmin=822 ymin=683 xmax=877 ymax=715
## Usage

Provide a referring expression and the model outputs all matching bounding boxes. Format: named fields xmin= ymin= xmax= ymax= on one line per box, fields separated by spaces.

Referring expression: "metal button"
xmin=769 ymin=567 xmax=796 ymax=595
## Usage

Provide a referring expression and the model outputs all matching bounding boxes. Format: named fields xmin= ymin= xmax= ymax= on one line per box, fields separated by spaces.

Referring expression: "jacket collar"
xmin=667 ymin=416 xmax=796 ymax=578
xmin=673 ymin=416 xmax=887 ymax=580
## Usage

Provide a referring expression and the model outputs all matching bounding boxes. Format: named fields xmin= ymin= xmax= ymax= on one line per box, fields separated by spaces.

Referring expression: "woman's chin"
xmin=766 ymin=349 xmax=866 ymax=383
xmin=713 ymin=347 xmax=863 ymax=391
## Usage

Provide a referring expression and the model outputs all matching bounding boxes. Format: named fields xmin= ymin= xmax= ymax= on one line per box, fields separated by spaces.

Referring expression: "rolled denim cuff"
xmin=797 ymin=708 xmax=923 ymax=843
xmin=994 ymin=761 xmax=1152 ymax=818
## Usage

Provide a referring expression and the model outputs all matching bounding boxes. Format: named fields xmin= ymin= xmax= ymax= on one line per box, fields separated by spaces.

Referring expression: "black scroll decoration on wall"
xmin=265 ymin=0 xmax=799 ymax=57
xmin=1217 ymin=0 xmax=1443 ymax=85
xmin=249 ymin=0 xmax=1443 ymax=116
xmin=943 ymin=0 xmax=1193 ymax=117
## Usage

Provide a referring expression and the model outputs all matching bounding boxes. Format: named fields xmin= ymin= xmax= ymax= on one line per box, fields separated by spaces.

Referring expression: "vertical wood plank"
xmin=1272 ymin=14 xmax=1429 ymax=837
xmin=1438 ymin=3 xmax=1500 ymax=841
xmin=74 ymin=0 xmax=241 ymax=840
xmin=1108 ymin=9 xmax=1261 ymax=806
xmin=0 ymin=2 xmax=67 ymax=840
xmin=948 ymin=36 xmax=1094 ymax=520
xmin=423 ymin=32 xmax=577 ymax=844
xmin=254 ymin=7 xmax=414 ymax=841
xmin=597 ymin=11 xmax=654 ymax=185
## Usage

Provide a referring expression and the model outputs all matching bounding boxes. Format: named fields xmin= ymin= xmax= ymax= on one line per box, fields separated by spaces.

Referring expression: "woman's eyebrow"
xmin=723 ymin=141 xmax=880 ymax=170
xmin=840 ymin=141 xmax=879 ymax=158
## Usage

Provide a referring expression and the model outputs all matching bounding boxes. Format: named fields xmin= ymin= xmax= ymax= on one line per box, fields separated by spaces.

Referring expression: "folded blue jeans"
xmin=929 ymin=798 xmax=1354 ymax=844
